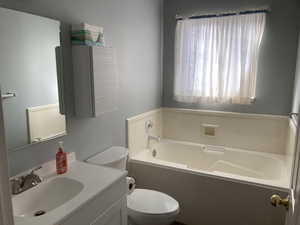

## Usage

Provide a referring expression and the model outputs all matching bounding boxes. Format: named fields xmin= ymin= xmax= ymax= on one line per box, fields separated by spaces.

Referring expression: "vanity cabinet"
xmin=91 ymin=198 xmax=127 ymax=225
xmin=60 ymin=177 xmax=127 ymax=225
xmin=72 ymin=46 xmax=118 ymax=117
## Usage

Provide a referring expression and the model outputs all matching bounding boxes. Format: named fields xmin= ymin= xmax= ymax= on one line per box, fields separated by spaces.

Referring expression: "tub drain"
xmin=34 ymin=210 xmax=46 ymax=217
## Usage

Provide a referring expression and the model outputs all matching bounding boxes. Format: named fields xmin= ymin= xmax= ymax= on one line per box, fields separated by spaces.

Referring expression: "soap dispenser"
xmin=56 ymin=141 xmax=68 ymax=174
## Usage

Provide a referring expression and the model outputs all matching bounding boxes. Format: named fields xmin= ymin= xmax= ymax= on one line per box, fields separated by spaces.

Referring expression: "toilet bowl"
xmin=127 ymin=188 xmax=179 ymax=225
xmin=86 ymin=146 xmax=180 ymax=225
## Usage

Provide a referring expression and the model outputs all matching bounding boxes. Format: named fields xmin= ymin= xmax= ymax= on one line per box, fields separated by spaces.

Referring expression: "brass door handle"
xmin=270 ymin=194 xmax=289 ymax=210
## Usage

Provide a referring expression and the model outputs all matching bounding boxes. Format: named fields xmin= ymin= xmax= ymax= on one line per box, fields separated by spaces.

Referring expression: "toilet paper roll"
xmin=126 ymin=176 xmax=136 ymax=195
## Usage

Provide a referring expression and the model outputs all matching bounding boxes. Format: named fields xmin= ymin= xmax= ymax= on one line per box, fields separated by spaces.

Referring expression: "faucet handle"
xmin=30 ymin=166 xmax=42 ymax=174
xmin=10 ymin=177 xmax=24 ymax=195
xmin=29 ymin=166 xmax=43 ymax=184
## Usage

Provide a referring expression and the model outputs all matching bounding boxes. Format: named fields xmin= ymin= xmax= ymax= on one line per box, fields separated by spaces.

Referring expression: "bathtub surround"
xmin=0 ymin=0 xmax=163 ymax=175
xmin=163 ymin=0 xmax=300 ymax=115
xmin=162 ymin=108 xmax=289 ymax=154
xmin=127 ymin=108 xmax=290 ymax=155
xmin=127 ymin=109 xmax=162 ymax=157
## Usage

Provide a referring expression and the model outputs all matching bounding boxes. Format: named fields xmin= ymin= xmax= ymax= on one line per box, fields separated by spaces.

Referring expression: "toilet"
xmin=86 ymin=146 xmax=180 ymax=225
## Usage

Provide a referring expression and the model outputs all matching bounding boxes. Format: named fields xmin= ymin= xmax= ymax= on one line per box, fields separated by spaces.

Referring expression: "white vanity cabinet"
xmin=12 ymin=160 xmax=127 ymax=225
xmin=90 ymin=198 xmax=127 ymax=225
xmin=59 ymin=176 xmax=127 ymax=225
xmin=72 ymin=46 xmax=119 ymax=117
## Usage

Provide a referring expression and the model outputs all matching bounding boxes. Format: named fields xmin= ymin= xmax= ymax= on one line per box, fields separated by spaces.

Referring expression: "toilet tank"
xmin=86 ymin=146 xmax=128 ymax=170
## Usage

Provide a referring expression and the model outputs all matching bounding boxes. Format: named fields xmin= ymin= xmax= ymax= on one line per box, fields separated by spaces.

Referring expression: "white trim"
xmin=126 ymin=109 xmax=162 ymax=123
xmin=291 ymin=114 xmax=298 ymax=128
xmin=126 ymin=107 xmax=288 ymax=122
xmin=0 ymin=90 xmax=14 ymax=225
xmin=26 ymin=103 xmax=59 ymax=112
xmin=162 ymin=107 xmax=288 ymax=120
xmin=290 ymin=118 xmax=298 ymax=134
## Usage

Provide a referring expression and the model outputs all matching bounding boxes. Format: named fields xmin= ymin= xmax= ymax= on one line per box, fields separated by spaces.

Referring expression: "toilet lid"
xmin=127 ymin=189 xmax=179 ymax=215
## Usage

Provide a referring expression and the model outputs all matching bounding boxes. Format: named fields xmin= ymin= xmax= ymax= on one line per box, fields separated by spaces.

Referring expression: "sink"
xmin=12 ymin=177 xmax=84 ymax=218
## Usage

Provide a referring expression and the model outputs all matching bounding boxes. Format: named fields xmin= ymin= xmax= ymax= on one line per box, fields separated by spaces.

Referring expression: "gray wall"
xmin=0 ymin=8 xmax=60 ymax=150
xmin=0 ymin=0 xmax=163 ymax=175
xmin=163 ymin=0 xmax=300 ymax=115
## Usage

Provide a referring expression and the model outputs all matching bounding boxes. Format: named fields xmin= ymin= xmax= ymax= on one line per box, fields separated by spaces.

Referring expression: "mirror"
xmin=0 ymin=7 xmax=66 ymax=151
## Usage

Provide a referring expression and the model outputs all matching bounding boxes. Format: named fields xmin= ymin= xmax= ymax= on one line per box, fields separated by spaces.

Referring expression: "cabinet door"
xmin=92 ymin=47 xmax=118 ymax=117
xmin=91 ymin=197 xmax=127 ymax=225
xmin=72 ymin=46 xmax=94 ymax=117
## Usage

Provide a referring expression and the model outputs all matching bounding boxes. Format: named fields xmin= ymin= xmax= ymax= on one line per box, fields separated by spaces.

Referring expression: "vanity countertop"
xmin=13 ymin=160 xmax=127 ymax=225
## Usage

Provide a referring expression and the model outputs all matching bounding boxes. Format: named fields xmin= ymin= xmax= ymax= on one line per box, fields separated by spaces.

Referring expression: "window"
xmin=174 ymin=12 xmax=266 ymax=104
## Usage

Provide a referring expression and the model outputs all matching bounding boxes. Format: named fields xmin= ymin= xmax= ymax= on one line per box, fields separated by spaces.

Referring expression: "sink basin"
xmin=12 ymin=177 xmax=84 ymax=217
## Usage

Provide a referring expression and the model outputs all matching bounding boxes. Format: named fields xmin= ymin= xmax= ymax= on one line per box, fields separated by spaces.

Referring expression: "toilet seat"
xmin=127 ymin=189 xmax=179 ymax=215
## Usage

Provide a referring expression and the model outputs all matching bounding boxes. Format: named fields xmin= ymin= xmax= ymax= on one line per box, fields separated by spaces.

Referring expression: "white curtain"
xmin=174 ymin=13 xmax=266 ymax=104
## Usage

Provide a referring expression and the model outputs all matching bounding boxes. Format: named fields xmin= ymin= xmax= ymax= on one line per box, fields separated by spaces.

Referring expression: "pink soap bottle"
xmin=56 ymin=141 xmax=68 ymax=175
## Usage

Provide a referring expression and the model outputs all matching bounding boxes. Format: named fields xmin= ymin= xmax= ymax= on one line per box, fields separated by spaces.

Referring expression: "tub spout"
xmin=147 ymin=135 xmax=161 ymax=148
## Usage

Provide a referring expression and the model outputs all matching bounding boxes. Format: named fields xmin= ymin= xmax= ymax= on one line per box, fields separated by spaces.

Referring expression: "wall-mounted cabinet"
xmin=72 ymin=46 xmax=118 ymax=117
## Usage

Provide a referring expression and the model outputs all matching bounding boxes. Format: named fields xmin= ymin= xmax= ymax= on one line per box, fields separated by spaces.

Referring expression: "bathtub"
xmin=130 ymin=139 xmax=291 ymax=189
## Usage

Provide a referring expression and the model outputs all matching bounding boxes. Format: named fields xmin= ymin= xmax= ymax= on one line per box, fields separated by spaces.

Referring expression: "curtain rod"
xmin=176 ymin=9 xmax=270 ymax=20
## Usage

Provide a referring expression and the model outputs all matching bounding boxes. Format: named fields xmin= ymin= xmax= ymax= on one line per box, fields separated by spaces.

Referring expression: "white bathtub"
xmin=130 ymin=139 xmax=291 ymax=189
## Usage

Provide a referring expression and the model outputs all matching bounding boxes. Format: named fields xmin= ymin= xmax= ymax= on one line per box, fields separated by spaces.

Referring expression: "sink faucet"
xmin=147 ymin=135 xmax=161 ymax=149
xmin=10 ymin=166 xmax=43 ymax=195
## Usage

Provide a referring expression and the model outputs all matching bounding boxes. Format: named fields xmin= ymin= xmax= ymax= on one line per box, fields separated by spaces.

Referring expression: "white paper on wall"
xmin=26 ymin=103 xmax=66 ymax=143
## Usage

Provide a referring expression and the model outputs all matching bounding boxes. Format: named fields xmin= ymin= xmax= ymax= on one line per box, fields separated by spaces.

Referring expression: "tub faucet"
xmin=147 ymin=135 xmax=161 ymax=149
